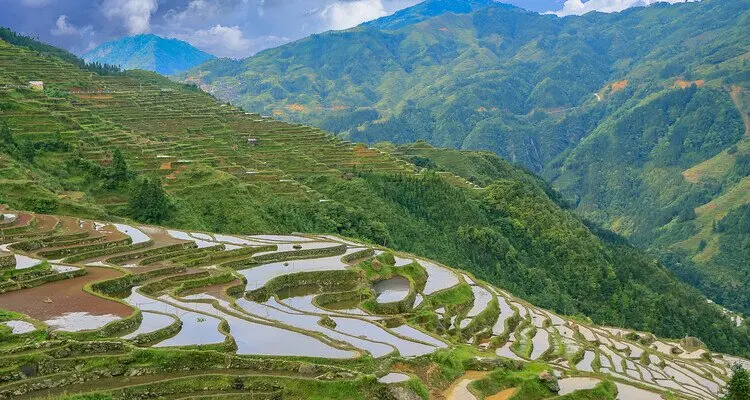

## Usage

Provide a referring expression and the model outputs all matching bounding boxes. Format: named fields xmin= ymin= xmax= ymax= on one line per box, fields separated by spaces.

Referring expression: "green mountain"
xmin=1 ymin=29 xmax=750 ymax=358
xmin=84 ymin=34 xmax=215 ymax=75
xmin=364 ymin=0 xmax=500 ymax=30
xmin=182 ymin=0 xmax=750 ymax=315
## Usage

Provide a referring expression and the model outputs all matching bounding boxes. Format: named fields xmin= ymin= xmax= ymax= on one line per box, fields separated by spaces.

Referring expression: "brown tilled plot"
xmin=0 ymin=267 xmax=132 ymax=321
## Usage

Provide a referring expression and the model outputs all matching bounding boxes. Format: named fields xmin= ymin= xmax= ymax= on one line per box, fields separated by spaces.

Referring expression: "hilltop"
xmin=0 ymin=31 xmax=749 ymax=361
xmin=180 ymin=0 xmax=750 ymax=316
xmin=84 ymin=34 xmax=215 ymax=75
xmin=0 ymin=207 xmax=748 ymax=399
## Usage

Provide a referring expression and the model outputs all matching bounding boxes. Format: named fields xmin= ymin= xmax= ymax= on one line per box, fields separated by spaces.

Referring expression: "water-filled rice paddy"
xmin=0 ymin=210 xmax=746 ymax=400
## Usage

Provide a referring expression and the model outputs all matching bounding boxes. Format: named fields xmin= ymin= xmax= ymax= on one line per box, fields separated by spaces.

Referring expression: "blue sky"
xmin=0 ymin=0 xmax=692 ymax=59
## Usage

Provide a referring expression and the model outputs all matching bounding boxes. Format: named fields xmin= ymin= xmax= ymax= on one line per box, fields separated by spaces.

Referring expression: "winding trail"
xmin=443 ymin=371 xmax=488 ymax=400
xmin=729 ymin=85 xmax=749 ymax=136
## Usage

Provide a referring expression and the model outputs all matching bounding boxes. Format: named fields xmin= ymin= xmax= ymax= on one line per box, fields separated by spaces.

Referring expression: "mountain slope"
xmin=84 ymin=34 xmax=215 ymax=75
xmin=182 ymin=0 xmax=750 ymax=314
xmin=364 ymin=0 xmax=500 ymax=30
xmin=1 ymin=33 xmax=749 ymax=356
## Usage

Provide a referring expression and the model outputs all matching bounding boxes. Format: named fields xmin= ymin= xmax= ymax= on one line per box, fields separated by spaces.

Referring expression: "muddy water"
xmin=122 ymin=290 xmax=225 ymax=347
xmin=249 ymin=234 xmax=315 ymax=242
xmin=492 ymin=295 xmax=513 ymax=335
xmin=577 ymin=350 xmax=596 ymax=372
xmin=250 ymin=241 xmax=340 ymax=258
xmin=173 ymin=296 xmax=357 ymax=358
xmin=486 ymin=388 xmax=517 ymax=400
xmin=391 ymin=325 xmax=447 ymax=348
xmin=413 ymin=294 xmax=423 ymax=308
xmin=0 ymin=267 xmax=132 ymax=322
xmin=239 ymin=247 xmax=363 ymax=289
xmin=393 ymin=255 xmax=414 ymax=267
xmin=13 ymin=254 xmax=45 ymax=269
xmin=374 ymin=276 xmax=410 ymax=303
xmin=378 ymin=373 xmax=410 ymax=384
xmin=529 ymin=329 xmax=550 ymax=360
xmin=443 ymin=371 xmax=488 ymax=400
xmin=45 ymin=312 xmax=121 ymax=332
xmin=3 ymin=320 xmax=35 ymax=334
xmin=558 ymin=377 xmax=601 ymax=395
xmin=509 ymin=301 xmax=528 ymax=319
xmin=329 ymin=316 xmax=437 ymax=357
xmin=113 ymin=223 xmax=150 ymax=244
xmin=466 ymin=285 xmax=493 ymax=317
xmin=190 ymin=232 xmax=214 ymax=241
xmin=167 ymin=229 xmax=212 ymax=248
xmin=496 ymin=341 xmax=522 ymax=361
xmin=234 ymin=297 xmax=391 ymax=357
xmin=122 ymin=311 xmax=176 ymax=339
xmin=212 ymin=234 xmax=266 ymax=246
xmin=614 ymin=382 xmax=663 ymax=400
xmin=419 ymin=259 xmax=460 ymax=295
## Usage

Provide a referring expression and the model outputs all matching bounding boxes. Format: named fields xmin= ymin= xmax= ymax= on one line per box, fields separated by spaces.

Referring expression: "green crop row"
xmin=62 ymin=240 xmax=153 ymax=263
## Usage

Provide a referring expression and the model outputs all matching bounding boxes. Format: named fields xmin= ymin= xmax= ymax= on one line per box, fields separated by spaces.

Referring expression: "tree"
xmin=725 ymin=364 xmax=750 ymax=400
xmin=109 ymin=149 xmax=130 ymax=183
xmin=129 ymin=177 xmax=171 ymax=224
xmin=0 ymin=120 xmax=14 ymax=148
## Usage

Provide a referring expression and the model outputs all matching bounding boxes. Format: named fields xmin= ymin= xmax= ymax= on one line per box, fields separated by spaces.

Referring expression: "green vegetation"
xmin=726 ymin=364 xmax=750 ymax=400
xmin=182 ymin=0 xmax=750 ymax=316
xmin=0 ymin=29 xmax=749 ymax=359
xmin=128 ymin=177 xmax=172 ymax=224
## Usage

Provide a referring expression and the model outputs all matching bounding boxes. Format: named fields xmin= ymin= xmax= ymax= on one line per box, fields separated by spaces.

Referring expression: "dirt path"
xmin=730 ymin=85 xmax=750 ymax=136
xmin=486 ymin=388 xmax=517 ymax=400
xmin=0 ymin=266 xmax=132 ymax=320
xmin=442 ymin=371 xmax=488 ymax=400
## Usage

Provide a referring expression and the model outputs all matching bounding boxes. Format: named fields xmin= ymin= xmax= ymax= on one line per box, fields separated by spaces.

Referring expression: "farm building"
xmin=28 ymin=81 xmax=44 ymax=90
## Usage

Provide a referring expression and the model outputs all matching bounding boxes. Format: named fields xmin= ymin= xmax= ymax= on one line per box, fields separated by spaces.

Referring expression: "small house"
xmin=28 ymin=81 xmax=44 ymax=91
xmin=247 ymin=138 xmax=258 ymax=147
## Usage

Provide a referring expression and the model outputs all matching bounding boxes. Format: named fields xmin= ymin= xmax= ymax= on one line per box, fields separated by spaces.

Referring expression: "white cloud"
xmin=171 ymin=24 xmax=287 ymax=59
xmin=102 ymin=0 xmax=158 ymax=34
xmin=550 ymin=0 xmax=695 ymax=16
xmin=165 ymin=0 xmax=220 ymax=24
xmin=51 ymin=15 xmax=94 ymax=38
xmin=51 ymin=15 xmax=78 ymax=35
xmin=320 ymin=0 xmax=388 ymax=31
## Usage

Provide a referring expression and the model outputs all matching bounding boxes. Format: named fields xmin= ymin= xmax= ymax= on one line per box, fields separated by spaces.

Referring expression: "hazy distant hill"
xmin=84 ymin=34 xmax=214 ymax=75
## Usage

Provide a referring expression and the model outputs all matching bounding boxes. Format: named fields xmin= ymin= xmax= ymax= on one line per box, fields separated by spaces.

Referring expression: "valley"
xmin=182 ymin=0 xmax=750 ymax=321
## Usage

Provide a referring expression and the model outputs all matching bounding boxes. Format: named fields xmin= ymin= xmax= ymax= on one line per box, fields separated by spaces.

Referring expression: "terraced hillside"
xmin=181 ymin=0 xmax=750 ymax=319
xmin=1 ymin=33 xmax=750 ymax=361
xmin=1 ymin=206 xmax=749 ymax=399
xmin=0 ymin=38 xmax=415 ymax=207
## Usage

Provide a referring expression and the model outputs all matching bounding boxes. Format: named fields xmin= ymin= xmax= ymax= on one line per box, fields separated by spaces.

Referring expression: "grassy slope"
xmin=0 ymin=35 xmax=749 ymax=356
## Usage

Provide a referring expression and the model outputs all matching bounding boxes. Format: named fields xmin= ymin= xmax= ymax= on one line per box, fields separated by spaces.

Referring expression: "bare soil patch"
xmin=0 ymin=267 xmax=132 ymax=321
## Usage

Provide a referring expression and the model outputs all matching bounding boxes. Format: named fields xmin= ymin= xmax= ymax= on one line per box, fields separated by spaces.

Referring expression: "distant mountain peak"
xmin=83 ymin=34 xmax=215 ymax=76
xmin=364 ymin=0 xmax=510 ymax=30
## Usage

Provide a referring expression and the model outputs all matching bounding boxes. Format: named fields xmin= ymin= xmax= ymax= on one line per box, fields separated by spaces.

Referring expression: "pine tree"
xmin=129 ymin=177 xmax=170 ymax=224
xmin=110 ymin=149 xmax=129 ymax=183
xmin=726 ymin=364 xmax=750 ymax=400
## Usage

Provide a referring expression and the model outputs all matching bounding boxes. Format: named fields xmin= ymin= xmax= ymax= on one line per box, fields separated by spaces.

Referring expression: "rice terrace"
xmin=0 ymin=207 xmax=748 ymax=399
xmin=1 ymin=0 xmax=750 ymax=399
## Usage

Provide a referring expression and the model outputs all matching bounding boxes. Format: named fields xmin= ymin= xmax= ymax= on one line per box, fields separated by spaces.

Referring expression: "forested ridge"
xmin=182 ymin=0 xmax=750 ymax=316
